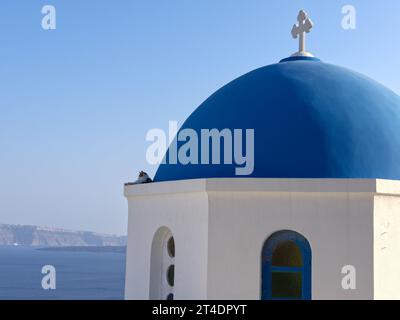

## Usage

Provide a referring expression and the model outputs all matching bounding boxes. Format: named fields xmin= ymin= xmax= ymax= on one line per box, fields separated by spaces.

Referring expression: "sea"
xmin=0 ymin=246 xmax=126 ymax=300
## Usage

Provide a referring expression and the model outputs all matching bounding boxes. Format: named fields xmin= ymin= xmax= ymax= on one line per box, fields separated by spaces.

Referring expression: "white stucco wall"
xmin=206 ymin=180 xmax=374 ymax=299
xmin=124 ymin=180 xmax=209 ymax=300
xmin=124 ymin=178 xmax=400 ymax=300
xmin=373 ymin=180 xmax=400 ymax=299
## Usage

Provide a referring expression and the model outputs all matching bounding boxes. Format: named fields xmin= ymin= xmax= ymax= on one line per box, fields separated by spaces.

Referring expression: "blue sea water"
xmin=0 ymin=246 xmax=126 ymax=300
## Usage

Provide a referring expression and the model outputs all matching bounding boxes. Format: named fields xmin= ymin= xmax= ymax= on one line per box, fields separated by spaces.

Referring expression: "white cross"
xmin=291 ymin=10 xmax=314 ymax=57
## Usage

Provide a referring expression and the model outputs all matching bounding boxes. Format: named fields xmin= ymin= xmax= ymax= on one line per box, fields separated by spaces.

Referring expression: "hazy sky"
xmin=0 ymin=0 xmax=399 ymax=235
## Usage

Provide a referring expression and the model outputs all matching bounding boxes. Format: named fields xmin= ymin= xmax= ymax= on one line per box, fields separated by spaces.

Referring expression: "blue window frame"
xmin=261 ymin=230 xmax=311 ymax=300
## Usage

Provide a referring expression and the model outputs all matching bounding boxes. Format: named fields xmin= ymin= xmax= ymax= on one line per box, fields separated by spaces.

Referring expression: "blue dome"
xmin=155 ymin=56 xmax=400 ymax=182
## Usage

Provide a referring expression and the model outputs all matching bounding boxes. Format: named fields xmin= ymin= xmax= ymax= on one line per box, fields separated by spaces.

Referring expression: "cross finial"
xmin=291 ymin=10 xmax=314 ymax=57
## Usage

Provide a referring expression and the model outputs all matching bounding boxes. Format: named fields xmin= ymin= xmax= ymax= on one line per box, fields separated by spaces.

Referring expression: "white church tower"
xmin=124 ymin=11 xmax=400 ymax=300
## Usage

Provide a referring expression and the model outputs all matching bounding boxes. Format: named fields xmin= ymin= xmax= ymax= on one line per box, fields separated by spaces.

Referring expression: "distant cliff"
xmin=0 ymin=224 xmax=126 ymax=247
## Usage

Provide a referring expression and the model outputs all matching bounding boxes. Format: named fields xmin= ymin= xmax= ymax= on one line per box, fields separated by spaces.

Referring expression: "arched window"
xmin=149 ymin=227 xmax=175 ymax=300
xmin=261 ymin=230 xmax=311 ymax=300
